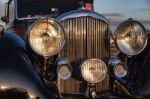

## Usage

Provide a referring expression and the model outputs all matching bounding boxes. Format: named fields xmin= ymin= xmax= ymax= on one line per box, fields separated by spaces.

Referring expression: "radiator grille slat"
xmin=58 ymin=16 xmax=110 ymax=97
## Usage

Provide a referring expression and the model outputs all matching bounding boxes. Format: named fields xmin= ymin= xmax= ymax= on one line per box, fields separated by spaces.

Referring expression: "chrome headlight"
xmin=115 ymin=19 xmax=147 ymax=55
xmin=27 ymin=18 xmax=66 ymax=56
xmin=81 ymin=59 xmax=107 ymax=84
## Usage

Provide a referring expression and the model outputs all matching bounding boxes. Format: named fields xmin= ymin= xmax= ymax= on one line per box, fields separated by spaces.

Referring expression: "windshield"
xmin=16 ymin=0 xmax=82 ymax=19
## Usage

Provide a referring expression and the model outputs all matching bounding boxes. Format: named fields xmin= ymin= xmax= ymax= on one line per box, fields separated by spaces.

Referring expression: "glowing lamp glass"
xmin=27 ymin=18 xmax=66 ymax=56
xmin=81 ymin=59 xmax=107 ymax=83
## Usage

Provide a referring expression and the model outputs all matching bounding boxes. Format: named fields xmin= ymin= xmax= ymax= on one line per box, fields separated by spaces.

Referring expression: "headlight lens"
xmin=81 ymin=59 xmax=107 ymax=83
xmin=115 ymin=19 xmax=147 ymax=55
xmin=27 ymin=18 xmax=66 ymax=56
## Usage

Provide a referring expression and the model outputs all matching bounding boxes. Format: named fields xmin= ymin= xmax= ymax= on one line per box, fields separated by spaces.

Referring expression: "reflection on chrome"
xmin=29 ymin=94 xmax=35 ymax=99
xmin=0 ymin=25 xmax=5 ymax=35
xmin=0 ymin=86 xmax=37 ymax=99
xmin=117 ymin=40 xmax=135 ymax=54
xmin=0 ymin=86 xmax=8 ymax=90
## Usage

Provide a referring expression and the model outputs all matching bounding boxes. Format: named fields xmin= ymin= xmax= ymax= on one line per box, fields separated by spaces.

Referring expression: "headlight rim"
xmin=26 ymin=18 xmax=66 ymax=57
xmin=80 ymin=58 xmax=107 ymax=84
xmin=114 ymin=19 xmax=148 ymax=56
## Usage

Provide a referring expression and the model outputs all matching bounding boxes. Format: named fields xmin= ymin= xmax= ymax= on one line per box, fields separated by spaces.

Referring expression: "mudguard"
xmin=0 ymin=31 xmax=58 ymax=99
xmin=138 ymin=33 xmax=150 ymax=97
xmin=139 ymin=52 xmax=150 ymax=97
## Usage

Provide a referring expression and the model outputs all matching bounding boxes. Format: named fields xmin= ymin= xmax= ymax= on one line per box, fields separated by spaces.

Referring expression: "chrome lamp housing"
xmin=26 ymin=18 xmax=66 ymax=57
xmin=115 ymin=19 xmax=148 ymax=55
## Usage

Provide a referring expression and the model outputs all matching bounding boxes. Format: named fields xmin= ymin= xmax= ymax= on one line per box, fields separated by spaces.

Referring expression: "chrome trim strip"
xmin=57 ymin=9 xmax=109 ymax=23
xmin=15 ymin=0 xmax=43 ymax=20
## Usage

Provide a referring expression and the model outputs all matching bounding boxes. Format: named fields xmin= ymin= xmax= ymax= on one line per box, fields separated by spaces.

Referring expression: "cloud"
xmin=138 ymin=8 xmax=150 ymax=12
xmin=102 ymin=13 xmax=124 ymax=18
xmin=138 ymin=20 xmax=150 ymax=25
xmin=108 ymin=17 xmax=150 ymax=26
xmin=109 ymin=19 xmax=150 ymax=32
xmin=145 ymin=0 xmax=150 ymax=4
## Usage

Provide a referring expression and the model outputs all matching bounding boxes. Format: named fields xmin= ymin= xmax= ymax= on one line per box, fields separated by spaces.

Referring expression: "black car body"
xmin=0 ymin=0 xmax=150 ymax=99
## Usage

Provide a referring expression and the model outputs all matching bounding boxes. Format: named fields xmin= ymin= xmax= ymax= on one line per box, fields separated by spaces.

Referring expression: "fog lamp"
xmin=109 ymin=57 xmax=128 ymax=78
xmin=56 ymin=58 xmax=72 ymax=80
xmin=27 ymin=18 xmax=66 ymax=56
xmin=57 ymin=64 xmax=72 ymax=80
xmin=115 ymin=19 xmax=147 ymax=55
xmin=81 ymin=59 xmax=107 ymax=83
xmin=114 ymin=63 xmax=127 ymax=78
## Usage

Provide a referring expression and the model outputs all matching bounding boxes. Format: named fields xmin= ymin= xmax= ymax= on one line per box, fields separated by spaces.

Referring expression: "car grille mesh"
xmin=58 ymin=16 xmax=110 ymax=98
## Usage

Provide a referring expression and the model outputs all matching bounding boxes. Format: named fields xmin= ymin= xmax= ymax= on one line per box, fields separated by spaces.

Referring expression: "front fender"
xmin=138 ymin=51 xmax=150 ymax=97
xmin=0 ymin=31 xmax=58 ymax=99
xmin=136 ymin=33 xmax=150 ymax=97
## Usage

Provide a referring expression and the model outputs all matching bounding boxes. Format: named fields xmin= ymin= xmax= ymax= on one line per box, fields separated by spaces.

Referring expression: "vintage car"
xmin=0 ymin=0 xmax=150 ymax=99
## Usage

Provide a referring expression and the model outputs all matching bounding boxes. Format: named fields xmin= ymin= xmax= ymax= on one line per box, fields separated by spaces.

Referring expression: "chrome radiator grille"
xmin=59 ymin=16 xmax=109 ymax=61
xmin=57 ymin=15 xmax=110 ymax=98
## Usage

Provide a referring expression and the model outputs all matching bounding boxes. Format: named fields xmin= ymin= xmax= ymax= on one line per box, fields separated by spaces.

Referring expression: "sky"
xmin=94 ymin=0 xmax=150 ymax=32
xmin=0 ymin=0 xmax=149 ymax=31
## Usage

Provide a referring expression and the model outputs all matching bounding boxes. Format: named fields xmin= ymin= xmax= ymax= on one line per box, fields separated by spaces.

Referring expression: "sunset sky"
xmin=0 ymin=0 xmax=150 ymax=31
xmin=94 ymin=0 xmax=150 ymax=32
